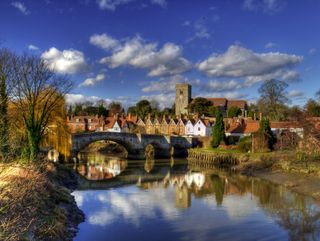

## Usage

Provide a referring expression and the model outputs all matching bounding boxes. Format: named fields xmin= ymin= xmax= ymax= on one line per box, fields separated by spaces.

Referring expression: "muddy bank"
xmin=188 ymin=148 xmax=320 ymax=201
xmin=0 ymin=161 xmax=84 ymax=241
xmin=251 ymin=170 xmax=320 ymax=201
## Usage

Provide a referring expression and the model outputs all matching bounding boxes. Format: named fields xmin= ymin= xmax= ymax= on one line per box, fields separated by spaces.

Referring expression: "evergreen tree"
xmin=212 ymin=109 xmax=225 ymax=148
xmin=258 ymin=118 xmax=276 ymax=150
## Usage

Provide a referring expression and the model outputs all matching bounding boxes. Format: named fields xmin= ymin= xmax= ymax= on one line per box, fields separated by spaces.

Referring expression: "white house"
xmin=107 ymin=119 xmax=129 ymax=133
xmin=185 ymin=120 xmax=195 ymax=136
xmin=193 ymin=119 xmax=212 ymax=137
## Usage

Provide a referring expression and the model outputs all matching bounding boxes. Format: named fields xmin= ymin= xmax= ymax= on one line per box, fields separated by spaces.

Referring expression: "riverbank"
xmin=0 ymin=160 xmax=84 ymax=241
xmin=188 ymin=147 xmax=320 ymax=201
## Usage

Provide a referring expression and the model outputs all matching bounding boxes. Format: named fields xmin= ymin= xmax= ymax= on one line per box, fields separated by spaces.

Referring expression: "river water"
xmin=72 ymin=153 xmax=320 ymax=241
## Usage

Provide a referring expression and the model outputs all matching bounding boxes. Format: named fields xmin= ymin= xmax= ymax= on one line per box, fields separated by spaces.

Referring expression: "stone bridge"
xmin=71 ymin=132 xmax=198 ymax=159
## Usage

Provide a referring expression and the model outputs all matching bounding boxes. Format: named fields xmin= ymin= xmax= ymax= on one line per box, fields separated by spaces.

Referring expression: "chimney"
xmin=254 ymin=113 xmax=256 ymax=121
xmin=128 ymin=113 xmax=132 ymax=121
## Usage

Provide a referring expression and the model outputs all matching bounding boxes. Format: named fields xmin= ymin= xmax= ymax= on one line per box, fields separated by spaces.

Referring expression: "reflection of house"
xmin=184 ymin=172 xmax=206 ymax=189
xmin=175 ymin=185 xmax=191 ymax=209
xmin=77 ymin=159 xmax=127 ymax=180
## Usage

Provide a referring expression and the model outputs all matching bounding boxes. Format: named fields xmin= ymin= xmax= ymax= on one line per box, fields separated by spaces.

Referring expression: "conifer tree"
xmin=212 ymin=109 xmax=225 ymax=148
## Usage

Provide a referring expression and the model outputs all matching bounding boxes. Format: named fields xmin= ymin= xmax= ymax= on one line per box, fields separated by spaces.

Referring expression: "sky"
xmin=0 ymin=0 xmax=319 ymax=109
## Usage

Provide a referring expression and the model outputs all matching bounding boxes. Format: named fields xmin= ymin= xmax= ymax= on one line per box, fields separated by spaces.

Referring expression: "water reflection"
xmin=73 ymin=153 xmax=320 ymax=241
xmin=77 ymin=152 xmax=128 ymax=180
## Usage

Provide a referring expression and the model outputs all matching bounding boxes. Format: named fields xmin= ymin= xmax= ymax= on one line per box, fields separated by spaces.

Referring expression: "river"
xmin=72 ymin=152 xmax=320 ymax=241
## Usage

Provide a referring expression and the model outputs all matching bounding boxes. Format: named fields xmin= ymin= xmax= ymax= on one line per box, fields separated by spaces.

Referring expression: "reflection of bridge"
xmin=71 ymin=132 xmax=198 ymax=159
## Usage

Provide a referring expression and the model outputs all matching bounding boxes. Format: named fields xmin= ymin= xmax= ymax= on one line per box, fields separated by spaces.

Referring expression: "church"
xmin=175 ymin=83 xmax=248 ymax=117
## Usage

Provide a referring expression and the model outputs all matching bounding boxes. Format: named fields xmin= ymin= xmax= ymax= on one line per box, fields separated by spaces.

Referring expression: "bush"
xmin=238 ymin=136 xmax=252 ymax=153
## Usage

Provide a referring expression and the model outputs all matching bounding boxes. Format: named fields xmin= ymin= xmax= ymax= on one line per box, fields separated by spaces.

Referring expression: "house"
xmin=270 ymin=122 xmax=304 ymax=138
xmin=185 ymin=119 xmax=195 ymax=136
xmin=67 ymin=116 xmax=87 ymax=133
xmin=193 ymin=119 xmax=212 ymax=136
xmin=160 ymin=118 xmax=170 ymax=135
xmin=226 ymin=119 xmax=304 ymax=139
xmin=106 ymin=118 xmax=129 ymax=133
xmin=154 ymin=118 xmax=161 ymax=134
xmin=168 ymin=118 xmax=179 ymax=135
xmin=136 ymin=118 xmax=146 ymax=133
xmin=177 ymin=118 xmax=187 ymax=136
xmin=145 ymin=117 xmax=155 ymax=134
xmin=206 ymin=98 xmax=248 ymax=116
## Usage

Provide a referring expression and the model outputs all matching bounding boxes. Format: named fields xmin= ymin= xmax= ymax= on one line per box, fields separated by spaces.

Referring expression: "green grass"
xmin=194 ymin=146 xmax=241 ymax=154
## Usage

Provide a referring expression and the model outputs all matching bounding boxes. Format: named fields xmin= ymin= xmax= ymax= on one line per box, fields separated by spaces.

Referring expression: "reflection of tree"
xmin=144 ymin=158 xmax=155 ymax=173
xmin=210 ymin=174 xmax=225 ymax=206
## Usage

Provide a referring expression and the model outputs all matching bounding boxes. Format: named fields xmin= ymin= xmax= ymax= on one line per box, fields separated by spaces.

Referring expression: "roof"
xmin=227 ymin=100 xmax=247 ymax=109
xmin=178 ymin=118 xmax=187 ymax=125
xmin=226 ymin=120 xmax=302 ymax=134
xmin=207 ymin=98 xmax=227 ymax=107
xmin=270 ymin=121 xmax=302 ymax=129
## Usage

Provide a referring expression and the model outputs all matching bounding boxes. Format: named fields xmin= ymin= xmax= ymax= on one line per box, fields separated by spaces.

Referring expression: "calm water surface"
xmin=72 ymin=153 xmax=320 ymax=241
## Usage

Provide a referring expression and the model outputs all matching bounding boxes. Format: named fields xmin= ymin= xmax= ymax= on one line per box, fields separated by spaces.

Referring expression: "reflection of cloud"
xmin=223 ymin=194 xmax=257 ymax=220
xmin=202 ymin=194 xmax=256 ymax=221
xmin=76 ymin=187 xmax=180 ymax=227
xmin=89 ymin=209 xmax=115 ymax=225
xmin=72 ymin=191 xmax=85 ymax=207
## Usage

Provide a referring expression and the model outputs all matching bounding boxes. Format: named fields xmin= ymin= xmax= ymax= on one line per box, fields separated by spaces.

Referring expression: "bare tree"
xmin=11 ymin=55 xmax=72 ymax=160
xmin=0 ymin=49 xmax=16 ymax=160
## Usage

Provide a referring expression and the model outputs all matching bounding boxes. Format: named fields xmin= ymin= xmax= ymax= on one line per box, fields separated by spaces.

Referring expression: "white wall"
xmin=185 ymin=121 xmax=194 ymax=135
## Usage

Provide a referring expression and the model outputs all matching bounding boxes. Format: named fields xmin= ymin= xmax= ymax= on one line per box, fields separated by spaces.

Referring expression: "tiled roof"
xmin=207 ymin=98 xmax=227 ymax=107
xmin=227 ymin=100 xmax=247 ymax=109
xmin=270 ymin=121 xmax=301 ymax=129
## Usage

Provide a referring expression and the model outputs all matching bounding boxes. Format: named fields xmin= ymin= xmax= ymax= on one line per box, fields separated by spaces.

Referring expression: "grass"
xmin=0 ymin=160 xmax=83 ymax=241
xmin=194 ymin=146 xmax=241 ymax=154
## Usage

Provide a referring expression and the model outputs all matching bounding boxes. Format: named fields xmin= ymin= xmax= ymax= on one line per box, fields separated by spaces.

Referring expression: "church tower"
xmin=175 ymin=83 xmax=191 ymax=117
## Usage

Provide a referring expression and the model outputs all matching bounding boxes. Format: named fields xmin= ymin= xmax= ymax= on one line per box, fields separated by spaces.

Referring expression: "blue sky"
xmin=1 ymin=0 xmax=319 ymax=109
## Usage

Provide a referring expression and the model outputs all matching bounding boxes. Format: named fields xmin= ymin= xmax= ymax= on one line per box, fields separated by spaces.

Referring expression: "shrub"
xmin=238 ymin=136 xmax=252 ymax=153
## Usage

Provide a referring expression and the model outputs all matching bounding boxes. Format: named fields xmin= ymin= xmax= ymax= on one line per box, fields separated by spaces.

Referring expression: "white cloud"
xmin=142 ymin=75 xmax=183 ymax=93
xmin=185 ymin=18 xmax=213 ymax=42
xmin=204 ymin=80 xmax=242 ymax=92
xmin=288 ymin=90 xmax=304 ymax=98
xmin=309 ymin=48 xmax=316 ymax=55
xmin=196 ymin=91 xmax=248 ymax=100
xmin=96 ymin=0 xmax=133 ymax=11
xmin=95 ymin=35 xmax=191 ymax=77
xmin=11 ymin=1 xmax=30 ymax=15
xmin=150 ymin=0 xmax=167 ymax=8
xmin=79 ymin=73 xmax=106 ymax=87
xmin=41 ymin=47 xmax=87 ymax=74
xmin=198 ymin=45 xmax=302 ymax=86
xmin=65 ymin=94 xmax=111 ymax=105
xmin=243 ymin=0 xmax=286 ymax=14
xmin=65 ymin=93 xmax=134 ymax=109
xmin=265 ymin=42 xmax=276 ymax=48
xmin=90 ymin=33 xmax=120 ymax=51
xmin=141 ymin=92 xmax=175 ymax=109
xmin=28 ymin=44 xmax=39 ymax=51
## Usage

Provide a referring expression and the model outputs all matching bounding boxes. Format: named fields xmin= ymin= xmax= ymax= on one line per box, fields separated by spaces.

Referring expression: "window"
xmin=198 ymin=127 xmax=200 ymax=131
